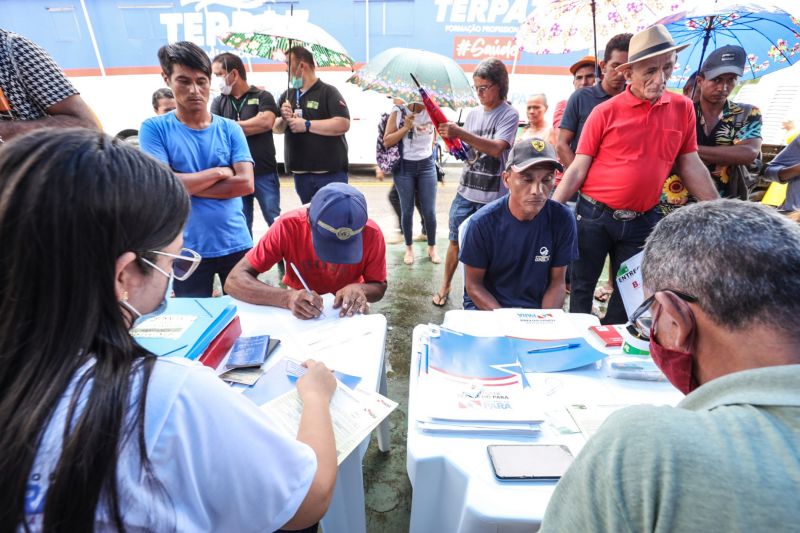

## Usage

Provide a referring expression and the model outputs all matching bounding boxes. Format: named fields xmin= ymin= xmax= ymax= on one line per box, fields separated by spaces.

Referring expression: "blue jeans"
xmin=242 ymin=172 xmax=281 ymax=235
xmin=173 ymin=250 xmax=247 ymax=298
xmin=394 ymin=157 xmax=438 ymax=246
xmin=293 ymin=171 xmax=348 ymax=204
xmin=569 ymin=197 xmax=661 ymax=324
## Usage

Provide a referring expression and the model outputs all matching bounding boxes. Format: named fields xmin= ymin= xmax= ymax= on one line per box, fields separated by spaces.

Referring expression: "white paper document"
xmin=494 ymin=308 xmax=580 ymax=340
xmin=260 ymin=381 xmax=397 ymax=464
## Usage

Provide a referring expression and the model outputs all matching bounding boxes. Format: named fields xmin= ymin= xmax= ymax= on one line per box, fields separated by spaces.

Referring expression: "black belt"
xmin=580 ymin=193 xmax=648 ymax=221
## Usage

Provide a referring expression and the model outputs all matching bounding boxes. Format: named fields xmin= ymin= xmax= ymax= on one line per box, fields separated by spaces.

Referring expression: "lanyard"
xmin=295 ymin=88 xmax=303 ymax=110
xmin=230 ymin=95 xmax=247 ymax=121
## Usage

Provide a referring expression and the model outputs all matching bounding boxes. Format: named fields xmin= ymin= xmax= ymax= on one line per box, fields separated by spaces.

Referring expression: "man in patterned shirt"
xmin=695 ymin=45 xmax=762 ymax=198
xmin=0 ymin=28 xmax=97 ymax=143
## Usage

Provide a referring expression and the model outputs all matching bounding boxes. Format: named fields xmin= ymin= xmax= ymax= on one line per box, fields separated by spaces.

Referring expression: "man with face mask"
xmin=211 ymin=53 xmax=281 ymax=235
xmin=540 ymin=199 xmax=800 ymax=532
xmin=553 ymin=25 xmax=719 ymax=325
xmin=273 ymin=46 xmax=351 ymax=204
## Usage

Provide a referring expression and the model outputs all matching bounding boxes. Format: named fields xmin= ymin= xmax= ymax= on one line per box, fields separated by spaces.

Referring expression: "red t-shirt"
xmin=576 ymin=86 xmax=698 ymax=212
xmin=552 ymin=99 xmax=567 ymax=130
xmin=245 ymin=207 xmax=387 ymax=295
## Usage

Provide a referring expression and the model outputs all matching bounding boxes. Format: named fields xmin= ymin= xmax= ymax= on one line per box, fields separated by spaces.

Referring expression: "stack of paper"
xmin=416 ymin=327 xmax=543 ymax=435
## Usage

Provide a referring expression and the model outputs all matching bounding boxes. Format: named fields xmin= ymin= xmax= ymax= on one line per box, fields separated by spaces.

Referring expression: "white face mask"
xmin=216 ymin=72 xmax=233 ymax=96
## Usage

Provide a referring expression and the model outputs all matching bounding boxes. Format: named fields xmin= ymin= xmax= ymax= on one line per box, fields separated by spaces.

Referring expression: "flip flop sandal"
xmin=431 ymin=291 xmax=449 ymax=307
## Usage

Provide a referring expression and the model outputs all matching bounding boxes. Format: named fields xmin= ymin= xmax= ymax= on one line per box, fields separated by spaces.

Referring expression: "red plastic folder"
xmin=198 ymin=316 xmax=242 ymax=369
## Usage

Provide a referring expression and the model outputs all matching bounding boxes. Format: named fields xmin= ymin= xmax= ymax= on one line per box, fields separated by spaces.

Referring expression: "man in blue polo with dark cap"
xmin=226 ymin=183 xmax=388 ymax=319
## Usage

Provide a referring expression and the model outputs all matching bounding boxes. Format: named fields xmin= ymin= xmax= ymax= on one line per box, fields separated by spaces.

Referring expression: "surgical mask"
xmin=648 ymin=305 xmax=698 ymax=395
xmin=122 ymin=274 xmax=173 ymax=329
xmin=216 ymin=73 xmax=233 ymax=96
xmin=290 ymin=76 xmax=303 ymax=89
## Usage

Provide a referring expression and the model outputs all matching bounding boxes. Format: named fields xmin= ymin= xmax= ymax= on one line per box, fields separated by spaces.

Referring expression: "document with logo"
xmin=616 ymin=251 xmax=645 ymax=320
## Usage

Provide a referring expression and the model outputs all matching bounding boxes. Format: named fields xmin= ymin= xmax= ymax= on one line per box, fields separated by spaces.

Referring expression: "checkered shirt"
xmin=0 ymin=28 xmax=77 ymax=121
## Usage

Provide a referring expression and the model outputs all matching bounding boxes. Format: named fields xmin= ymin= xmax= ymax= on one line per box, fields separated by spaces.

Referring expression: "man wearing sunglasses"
xmin=226 ymin=183 xmax=387 ymax=319
xmin=541 ymin=200 xmax=800 ymax=532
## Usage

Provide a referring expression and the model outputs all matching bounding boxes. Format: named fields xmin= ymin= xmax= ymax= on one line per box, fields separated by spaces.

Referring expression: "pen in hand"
xmin=290 ymin=262 xmax=326 ymax=318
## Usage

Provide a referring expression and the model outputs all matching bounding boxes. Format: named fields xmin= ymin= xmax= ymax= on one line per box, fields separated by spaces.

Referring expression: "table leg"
xmin=376 ymin=356 xmax=391 ymax=452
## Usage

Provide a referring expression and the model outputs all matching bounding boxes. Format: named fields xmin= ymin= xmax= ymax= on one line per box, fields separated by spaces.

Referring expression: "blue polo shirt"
xmin=460 ymin=197 xmax=577 ymax=309
xmin=140 ymin=112 xmax=254 ymax=258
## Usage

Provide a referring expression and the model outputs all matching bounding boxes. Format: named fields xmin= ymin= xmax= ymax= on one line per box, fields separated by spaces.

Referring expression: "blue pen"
xmin=527 ymin=343 xmax=581 ymax=354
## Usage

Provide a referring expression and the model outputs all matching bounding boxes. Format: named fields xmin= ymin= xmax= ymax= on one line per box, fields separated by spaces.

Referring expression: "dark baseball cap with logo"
xmin=309 ymin=183 xmax=368 ymax=264
xmin=700 ymin=45 xmax=746 ymax=79
xmin=506 ymin=138 xmax=564 ymax=173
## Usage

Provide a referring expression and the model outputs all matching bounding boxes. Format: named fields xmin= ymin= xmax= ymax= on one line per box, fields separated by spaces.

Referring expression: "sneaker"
xmin=413 ymin=233 xmax=427 ymax=242
xmin=385 ymin=233 xmax=404 ymax=244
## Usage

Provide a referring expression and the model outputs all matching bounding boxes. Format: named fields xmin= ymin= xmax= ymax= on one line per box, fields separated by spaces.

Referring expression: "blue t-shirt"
xmin=460 ymin=197 xmax=578 ymax=309
xmin=139 ymin=112 xmax=254 ymax=258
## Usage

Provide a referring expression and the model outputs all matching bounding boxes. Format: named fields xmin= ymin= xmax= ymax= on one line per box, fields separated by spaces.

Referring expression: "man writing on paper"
xmin=540 ymin=200 xmax=800 ymax=531
xmin=226 ymin=183 xmax=387 ymax=319
xmin=460 ymin=139 xmax=577 ymax=310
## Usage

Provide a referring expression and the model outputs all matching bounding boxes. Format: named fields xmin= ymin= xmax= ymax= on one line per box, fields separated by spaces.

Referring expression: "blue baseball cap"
xmin=309 ymin=183 xmax=368 ymax=264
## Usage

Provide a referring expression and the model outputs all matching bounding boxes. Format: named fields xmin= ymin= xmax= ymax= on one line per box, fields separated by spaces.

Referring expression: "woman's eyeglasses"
xmin=142 ymin=248 xmax=202 ymax=281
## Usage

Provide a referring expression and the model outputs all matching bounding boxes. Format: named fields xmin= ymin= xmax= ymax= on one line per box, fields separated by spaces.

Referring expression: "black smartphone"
xmin=487 ymin=444 xmax=574 ymax=481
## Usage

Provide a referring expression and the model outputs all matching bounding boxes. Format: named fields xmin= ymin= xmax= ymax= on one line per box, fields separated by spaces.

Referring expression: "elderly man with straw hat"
xmin=553 ymin=24 xmax=719 ymax=325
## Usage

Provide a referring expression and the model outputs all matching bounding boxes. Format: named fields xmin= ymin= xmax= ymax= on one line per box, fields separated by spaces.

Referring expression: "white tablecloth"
xmin=406 ymin=310 xmax=682 ymax=533
xmin=230 ymin=298 xmax=390 ymax=533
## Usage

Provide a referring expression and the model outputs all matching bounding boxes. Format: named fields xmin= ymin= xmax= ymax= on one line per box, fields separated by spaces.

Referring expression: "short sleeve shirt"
xmin=560 ymin=84 xmax=612 ymax=152
xmin=23 ymin=357 xmax=316 ymax=531
xmin=278 ymin=79 xmax=350 ymax=173
xmin=457 ymin=101 xmax=519 ymax=204
xmin=576 ymin=87 xmax=698 ymax=212
xmin=460 ymin=197 xmax=577 ymax=309
xmin=0 ymin=29 xmax=78 ymax=122
xmin=696 ymin=100 xmax=762 ymax=197
xmin=246 ymin=207 xmax=387 ymax=295
xmin=139 ymin=113 xmax=254 ymax=258
xmin=211 ymin=86 xmax=280 ymax=175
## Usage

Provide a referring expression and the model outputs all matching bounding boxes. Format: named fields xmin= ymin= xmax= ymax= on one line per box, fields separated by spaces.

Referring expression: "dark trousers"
xmin=394 ymin=157 xmax=438 ymax=246
xmin=174 ymin=250 xmax=247 ymax=297
xmin=293 ymin=171 xmax=348 ymax=204
xmin=569 ymin=197 xmax=661 ymax=324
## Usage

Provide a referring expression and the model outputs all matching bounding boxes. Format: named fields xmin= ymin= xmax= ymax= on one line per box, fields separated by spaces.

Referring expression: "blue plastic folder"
xmin=510 ymin=337 xmax=606 ymax=373
xmin=427 ymin=328 xmax=528 ymax=386
xmin=130 ymin=297 xmax=237 ymax=360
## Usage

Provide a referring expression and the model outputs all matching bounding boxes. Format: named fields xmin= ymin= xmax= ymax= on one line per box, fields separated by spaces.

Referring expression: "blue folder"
xmin=510 ymin=337 xmax=607 ymax=373
xmin=131 ymin=297 xmax=237 ymax=360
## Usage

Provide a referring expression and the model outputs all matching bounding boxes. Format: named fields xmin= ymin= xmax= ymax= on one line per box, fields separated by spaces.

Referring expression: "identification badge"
xmin=306 ymin=100 xmax=319 ymax=110
xmin=247 ymin=98 xmax=259 ymax=105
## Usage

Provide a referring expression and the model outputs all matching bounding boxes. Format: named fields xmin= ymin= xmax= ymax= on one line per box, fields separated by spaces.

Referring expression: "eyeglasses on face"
xmin=627 ymin=289 xmax=697 ymax=341
xmin=141 ymin=248 xmax=202 ymax=281
xmin=473 ymin=83 xmax=495 ymax=94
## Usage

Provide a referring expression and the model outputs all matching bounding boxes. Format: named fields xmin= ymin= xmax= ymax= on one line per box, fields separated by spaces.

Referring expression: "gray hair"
xmin=474 ymin=58 xmax=509 ymax=100
xmin=642 ymin=200 xmax=800 ymax=335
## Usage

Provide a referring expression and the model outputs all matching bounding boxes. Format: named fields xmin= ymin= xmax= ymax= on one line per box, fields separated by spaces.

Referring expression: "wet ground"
xmin=252 ymin=167 xmax=608 ymax=533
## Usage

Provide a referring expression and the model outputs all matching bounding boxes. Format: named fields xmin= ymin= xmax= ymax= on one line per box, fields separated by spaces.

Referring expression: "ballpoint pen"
xmin=527 ymin=343 xmax=581 ymax=354
xmin=289 ymin=262 xmax=326 ymax=318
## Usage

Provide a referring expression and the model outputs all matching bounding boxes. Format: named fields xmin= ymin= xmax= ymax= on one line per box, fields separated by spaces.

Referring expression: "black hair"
xmin=287 ymin=45 xmax=315 ymax=69
xmin=603 ymin=33 xmax=633 ymax=63
xmin=157 ymin=41 xmax=211 ymax=79
xmin=212 ymin=52 xmax=247 ymax=81
xmin=473 ymin=58 xmax=509 ymax=100
xmin=0 ymin=128 xmax=189 ymax=530
xmin=151 ymin=87 xmax=174 ymax=110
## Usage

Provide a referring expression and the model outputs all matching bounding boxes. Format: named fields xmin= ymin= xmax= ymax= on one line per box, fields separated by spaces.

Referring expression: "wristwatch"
xmin=305 ymin=119 xmax=311 ymax=133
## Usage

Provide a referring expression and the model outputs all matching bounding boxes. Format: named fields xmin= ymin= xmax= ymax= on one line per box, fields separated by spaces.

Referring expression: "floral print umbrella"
xmin=516 ymin=0 xmax=688 ymax=60
xmin=346 ymin=48 xmax=477 ymax=110
xmin=219 ymin=13 xmax=353 ymax=68
xmin=658 ymin=1 xmax=800 ymax=87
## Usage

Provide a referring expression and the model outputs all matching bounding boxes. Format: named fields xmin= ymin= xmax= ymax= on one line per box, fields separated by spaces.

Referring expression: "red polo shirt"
xmin=576 ymin=86 xmax=697 ymax=212
xmin=246 ymin=207 xmax=387 ymax=295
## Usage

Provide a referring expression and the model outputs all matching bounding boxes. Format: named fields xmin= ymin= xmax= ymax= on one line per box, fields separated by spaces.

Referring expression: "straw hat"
xmin=616 ymin=24 xmax=688 ymax=70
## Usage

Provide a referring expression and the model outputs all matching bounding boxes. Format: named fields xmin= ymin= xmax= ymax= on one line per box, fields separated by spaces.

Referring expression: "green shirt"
xmin=541 ymin=365 xmax=800 ymax=533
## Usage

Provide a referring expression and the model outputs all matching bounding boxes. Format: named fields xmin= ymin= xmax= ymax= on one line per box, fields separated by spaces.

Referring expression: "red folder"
xmin=198 ymin=316 xmax=242 ymax=369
